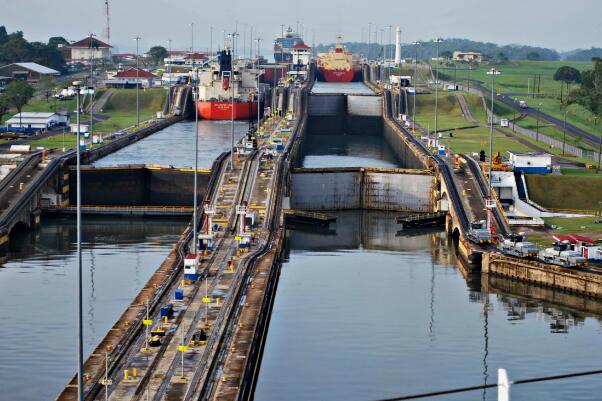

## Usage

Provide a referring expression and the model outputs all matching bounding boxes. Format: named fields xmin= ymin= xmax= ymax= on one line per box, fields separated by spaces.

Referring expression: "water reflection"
xmin=0 ymin=217 xmax=184 ymax=400
xmin=94 ymin=120 xmax=248 ymax=168
xmin=257 ymin=211 xmax=602 ymax=401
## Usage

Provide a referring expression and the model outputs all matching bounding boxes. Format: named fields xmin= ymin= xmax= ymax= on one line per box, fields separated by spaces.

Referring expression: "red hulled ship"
xmin=316 ymin=35 xmax=361 ymax=83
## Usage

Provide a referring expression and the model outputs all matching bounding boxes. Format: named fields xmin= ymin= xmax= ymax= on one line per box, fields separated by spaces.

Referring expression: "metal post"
xmin=89 ymin=33 xmax=94 ymax=141
xmin=434 ymin=38 xmax=443 ymax=148
xmin=74 ymin=81 xmax=84 ymax=401
xmin=193 ymin=69 xmax=199 ymax=258
xmin=536 ymin=104 xmax=541 ymax=142
xmin=256 ymin=37 xmax=263 ymax=132
xmin=497 ymin=369 xmax=510 ymax=401
xmin=487 ymin=68 xmax=500 ymax=234
xmin=104 ymin=352 xmax=109 ymax=401
xmin=229 ymin=32 xmax=238 ymax=169
xmin=134 ymin=36 xmax=141 ymax=127
xmin=562 ymin=108 xmax=567 ymax=155
xmin=413 ymin=41 xmax=420 ymax=133
xmin=167 ymin=39 xmax=172 ymax=114
xmin=598 ymin=122 xmax=602 ymax=173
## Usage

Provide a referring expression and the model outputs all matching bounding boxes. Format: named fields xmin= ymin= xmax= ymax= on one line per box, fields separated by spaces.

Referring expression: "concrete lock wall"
xmin=70 ymin=167 xmax=210 ymax=206
xmin=308 ymin=95 xmax=345 ymax=116
xmin=347 ymin=95 xmax=382 ymax=117
xmin=290 ymin=168 xmax=433 ymax=212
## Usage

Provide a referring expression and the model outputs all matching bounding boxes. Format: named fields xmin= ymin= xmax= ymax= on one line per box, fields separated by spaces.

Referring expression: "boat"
xmin=316 ymin=35 xmax=361 ymax=83
xmin=196 ymin=49 xmax=259 ymax=120
xmin=273 ymin=26 xmax=306 ymax=64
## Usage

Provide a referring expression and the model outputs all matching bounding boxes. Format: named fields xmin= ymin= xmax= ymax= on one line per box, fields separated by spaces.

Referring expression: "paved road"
xmin=471 ymin=81 xmax=601 ymax=147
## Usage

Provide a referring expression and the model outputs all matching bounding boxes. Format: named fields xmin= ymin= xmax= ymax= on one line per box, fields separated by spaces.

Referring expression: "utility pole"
xmin=598 ymin=119 xmax=602 ymax=173
xmin=562 ymin=108 xmax=567 ymax=155
xmin=167 ymin=39 xmax=172 ymax=114
xmin=486 ymin=68 xmax=501 ymax=236
xmin=88 ymin=33 xmax=95 ymax=141
xmin=133 ymin=36 xmax=141 ymax=126
xmin=433 ymin=38 xmax=443 ymax=148
xmin=229 ymin=32 xmax=239 ymax=169
xmin=412 ymin=41 xmax=420 ymax=133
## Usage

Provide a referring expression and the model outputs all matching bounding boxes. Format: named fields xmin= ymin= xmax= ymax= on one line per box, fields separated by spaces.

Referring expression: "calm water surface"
xmin=95 ymin=120 xmax=248 ymax=168
xmin=301 ymin=134 xmax=402 ymax=168
xmin=255 ymin=211 xmax=602 ymax=401
xmin=0 ymin=217 xmax=185 ymax=400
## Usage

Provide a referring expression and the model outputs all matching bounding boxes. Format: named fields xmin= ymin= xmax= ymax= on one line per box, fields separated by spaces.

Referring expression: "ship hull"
xmin=197 ymin=101 xmax=258 ymax=120
xmin=317 ymin=67 xmax=360 ymax=83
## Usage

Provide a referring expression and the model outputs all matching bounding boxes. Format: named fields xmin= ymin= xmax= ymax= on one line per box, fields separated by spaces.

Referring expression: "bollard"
xmin=132 ymin=367 xmax=137 ymax=379
xmin=497 ymin=369 xmax=510 ymax=401
xmin=124 ymin=369 xmax=129 ymax=381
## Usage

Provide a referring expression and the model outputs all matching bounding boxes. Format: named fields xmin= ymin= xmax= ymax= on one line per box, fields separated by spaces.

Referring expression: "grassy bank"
xmin=93 ymin=88 xmax=166 ymax=132
xmin=525 ymin=174 xmax=602 ymax=211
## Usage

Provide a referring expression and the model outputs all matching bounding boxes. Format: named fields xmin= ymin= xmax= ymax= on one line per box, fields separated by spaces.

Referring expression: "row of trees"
xmin=0 ymin=26 xmax=67 ymax=72
xmin=569 ymin=58 xmax=602 ymax=115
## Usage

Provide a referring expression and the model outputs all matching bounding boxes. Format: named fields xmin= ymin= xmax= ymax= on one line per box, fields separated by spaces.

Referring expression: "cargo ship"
xmin=196 ymin=49 xmax=259 ymax=120
xmin=316 ymin=35 xmax=361 ymax=82
xmin=273 ymin=27 xmax=306 ymax=64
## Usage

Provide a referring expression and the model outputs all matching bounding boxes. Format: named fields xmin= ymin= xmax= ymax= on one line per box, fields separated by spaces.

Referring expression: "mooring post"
xmin=498 ymin=368 xmax=510 ymax=401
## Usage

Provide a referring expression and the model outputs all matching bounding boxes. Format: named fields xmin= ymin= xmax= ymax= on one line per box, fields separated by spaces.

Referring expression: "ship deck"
xmin=310 ymin=81 xmax=375 ymax=95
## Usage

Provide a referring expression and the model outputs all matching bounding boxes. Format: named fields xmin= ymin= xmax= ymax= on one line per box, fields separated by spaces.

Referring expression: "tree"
xmin=526 ymin=52 xmax=540 ymax=61
xmin=0 ymin=95 xmax=9 ymax=123
xmin=554 ymin=66 xmax=582 ymax=104
xmin=148 ymin=46 xmax=168 ymax=65
xmin=48 ymin=36 xmax=69 ymax=47
xmin=440 ymin=50 xmax=453 ymax=59
xmin=3 ymin=81 xmax=35 ymax=128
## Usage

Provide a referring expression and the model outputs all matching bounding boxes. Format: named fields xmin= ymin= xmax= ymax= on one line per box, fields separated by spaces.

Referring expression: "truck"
xmin=538 ymin=241 xmax=587 ymax=268
xmin=468 ymin=220 xmax=493 ymax=243
xmin=519 ymin=100 xmax=528 ymax=109
xmin=499 ymin=233 xmax=538 ymax=258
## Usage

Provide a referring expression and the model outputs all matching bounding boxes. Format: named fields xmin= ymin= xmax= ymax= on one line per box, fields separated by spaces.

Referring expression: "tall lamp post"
xmin=88 ymin=33 xmax=95 ymax=140
xmin=73 ymin=80 xmax=93 ymax=401
xmin=486 ymin=68 xmax=501 ymax=235
xmin=433 ymin=38 xmax=443 ymax=148
xmin=133 ymin=36 xmax=141 ymax=126
xmin=228 ymin=32 xmax=239 ymax=169
xmin=192 ymin=69 xmax=199 ymax=258
xmin=255 ymin=37 xmax=263 ymax=131
xmin=412 ymin=41 xmax=420 ymax=133
xmin=167 ymin=39 xmax=172 ymax=114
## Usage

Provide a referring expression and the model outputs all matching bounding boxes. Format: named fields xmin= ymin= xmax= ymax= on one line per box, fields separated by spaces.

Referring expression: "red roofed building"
xmin=69 ymin=37 xmax=112 ymax=63
xmin=104 ymin=67 xmax=158 ymax=88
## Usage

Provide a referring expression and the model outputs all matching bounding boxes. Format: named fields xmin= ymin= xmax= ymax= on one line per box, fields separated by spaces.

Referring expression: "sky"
xmin=3 ymin=0 xmax=602 ymax=54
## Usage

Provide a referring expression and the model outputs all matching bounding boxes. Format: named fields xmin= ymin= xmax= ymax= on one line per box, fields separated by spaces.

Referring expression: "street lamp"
xmin=192 ymin=69 xmax=199 ymax=259
xmin=88 ymin=33 xmax=95 ymax=141
xmin=228 ymin=32 xmax=239 ymax=169
xmin=73 ymin=80 xmax=93 ymax=401
xmin=167 ymin=39 xmax=172 ymax=114
xmin=412 ymin=41 xmax=421 ymax=133
xmin=255 ymin=37 xmax=263 ymax=131
xmin=486 ymin=68 xmax=501 ymax=234
xmin=562 ymin=107 xmax=568 ymax=155
xmin=133 ymin=36 xmax=141 ymax=127
xmin=535 ymin=102 xmax=542 ymax=142
xmin=433 ymin=38 xmax=443 ymax=148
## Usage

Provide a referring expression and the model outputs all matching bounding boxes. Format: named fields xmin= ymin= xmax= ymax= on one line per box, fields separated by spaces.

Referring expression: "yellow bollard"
xmin=132 ymin=368 xmax=137 ymax=379
xmin=124 ymin=369 xmax=129 ymax=381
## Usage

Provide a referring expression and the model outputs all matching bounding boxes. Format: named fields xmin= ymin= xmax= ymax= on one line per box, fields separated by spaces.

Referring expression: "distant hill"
xmin=314 ymin=38 xmax=561 ymax=61
xmin=562 ymin=47 xmax=602 ymax=61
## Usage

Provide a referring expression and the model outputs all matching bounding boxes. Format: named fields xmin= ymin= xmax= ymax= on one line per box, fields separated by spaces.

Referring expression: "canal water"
xmin=0 ymin=217 xmax=185 ymax=400
xmin=95 ymin=120 xmax=248 ymax=168
xmin=254 ymin=211 xmax=602 ymax=401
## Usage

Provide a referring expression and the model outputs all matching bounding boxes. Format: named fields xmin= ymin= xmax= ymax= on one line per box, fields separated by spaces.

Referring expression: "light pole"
xmin=192 ymin=68 xmax=199 ymax=258
xmin=486 ymin=68 xmax=500 ymax=234
xmin=536 ymin=102 xmax=542 ymax=142
xmin=167 ymin=39 xmax=172 ymax=114
xmin=412 ymin=41 xmax=420 ymax=133
xmin=88 ymin=33 xmax=95 ymax=141
xmin=562 ymin=107 xmax=568 ymax=155
xmin=255 ymin=37 xmax=263 ymax=131
xmin=598 ymin=118 xmax=602 ymax=173
xmin=228 ymin=32 xmax=239 ymax=169
xmin=133 ymin=36 xmax=141 ymax=127
xmin=433 ymin=38 xmax=443 ymax=148
xmin=73 ymin=80 xmax=93 ymax=401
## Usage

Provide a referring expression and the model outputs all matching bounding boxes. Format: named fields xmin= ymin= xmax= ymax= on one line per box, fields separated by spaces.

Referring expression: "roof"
xmin=10 ymin=112 xmax=57 ymax=118
xmin=552 ymin=234 xmax=594 ymax=244
xmin=70 ymin=37 xmax=112 ymax=48
xmin=508 ymin=151 xmax=551 ymax=157
xmin=2 ymin=62 xmax=60 ymax=75
xmin=112 ymin=53 xmax=136 ymax=58
xmin=293 ymin=43 xmax=311 ymax=50
xmin=114 ymin=67 xmax=157 ymax=79
xmin=183 ymin=53 xmax=207 ymax=60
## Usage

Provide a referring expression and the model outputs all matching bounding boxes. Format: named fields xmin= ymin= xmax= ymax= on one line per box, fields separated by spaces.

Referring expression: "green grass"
xmin=560 ymin=168 xmax=602 ymax=177
xmin=27 ymin=133 xmax=110 ymax=150
xmin=543 ymin=217 xmax=602 ymax=234
xmin=436 ymin=60 xmax=602 ymax=139
xmin=463 ymin=93 xmax=487 ymax=122
xmin=412 ymin=93 xmax=477 ymax=132
xmin=93 ymin=88 xmax=166 ymax=132
xmin=525 ymin=175 xmax=602 ymax=211
xmin=439 ymin=126 xmax=531 ymax=155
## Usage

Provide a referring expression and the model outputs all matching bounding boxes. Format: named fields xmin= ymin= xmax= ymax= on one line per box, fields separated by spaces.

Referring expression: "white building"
xmin=5 ymin=112 xmax=68 ymax=130
xmin=508 ymin=151 xmax=552 ymax=174
xmin=69 ymin=37 xmax=112 ymax=64
xmin=453 ymin=51 xmax=483 ymax=63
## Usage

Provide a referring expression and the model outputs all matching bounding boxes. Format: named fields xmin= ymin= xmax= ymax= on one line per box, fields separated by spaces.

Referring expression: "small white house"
xmin=69 ymin=37 xmax=112 ymax=64
xmin=508 ymin=151 xmax=552 ymax=174
xmin=6 ymin=112 xmax=66 ymax=130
